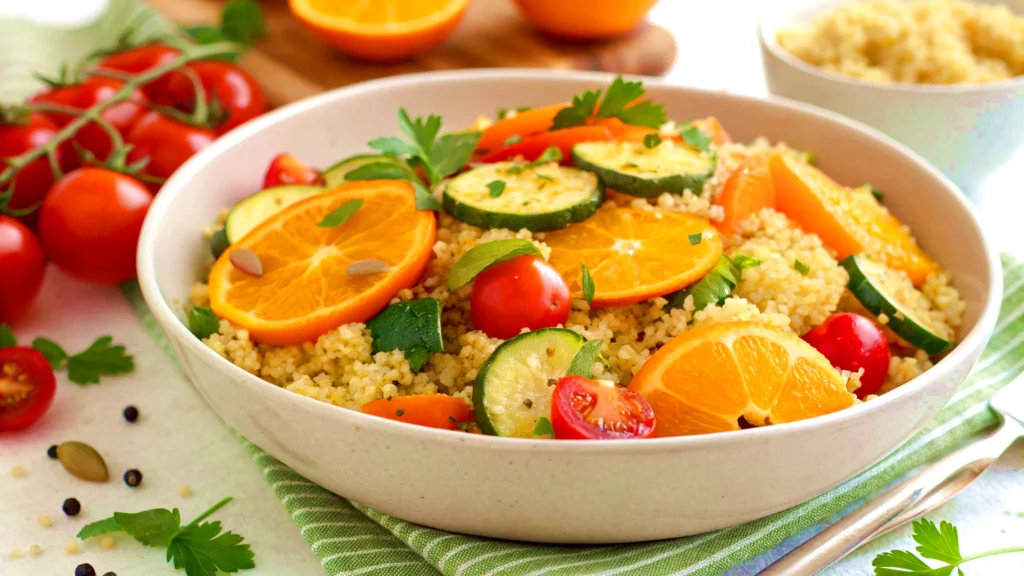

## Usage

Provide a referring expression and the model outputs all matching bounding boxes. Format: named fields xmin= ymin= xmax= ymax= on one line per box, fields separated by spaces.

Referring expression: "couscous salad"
xmin=186 ymin=78 xmax=963 ymax=440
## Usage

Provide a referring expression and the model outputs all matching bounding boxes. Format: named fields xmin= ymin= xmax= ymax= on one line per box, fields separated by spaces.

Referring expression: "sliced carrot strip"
xmin=362 ymin=395 xmax=471 ymax=430
xmin=477 ymin=124 xmax=614 ymax=165
xmin=476 ymin=103 xmax=567 ymax=152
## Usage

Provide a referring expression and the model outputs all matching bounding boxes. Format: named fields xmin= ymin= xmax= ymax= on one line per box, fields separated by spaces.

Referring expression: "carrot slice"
xmin=714 ymin=154 xmax=775 ymax=236
xmin=476 ymin=103 xmax=567 ymax=152
xmin=477 ymin=124 xmax=614 ymax=165
xmin=597 ymin=117 xmax=658 ymax=142
xmin=361 ymin=395 xmax=472 ymax=430
xmin=691 ymin=116 xmax=733 ymax=145
xmin=769 ymin=153 xmax=938 ymax=286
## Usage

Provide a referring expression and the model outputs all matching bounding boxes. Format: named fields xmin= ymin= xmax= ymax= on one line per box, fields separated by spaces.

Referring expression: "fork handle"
xmin=759 ymin=417 xmax=1021 ymax=575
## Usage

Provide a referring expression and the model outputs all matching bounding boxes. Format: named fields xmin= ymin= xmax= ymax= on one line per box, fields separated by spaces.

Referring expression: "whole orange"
xmin=511 ymin=0 xmax=660 ymax=41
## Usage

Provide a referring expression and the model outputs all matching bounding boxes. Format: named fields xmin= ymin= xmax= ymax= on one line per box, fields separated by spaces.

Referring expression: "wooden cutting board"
xmin=148 ymin=0 xmax=677 ymax=107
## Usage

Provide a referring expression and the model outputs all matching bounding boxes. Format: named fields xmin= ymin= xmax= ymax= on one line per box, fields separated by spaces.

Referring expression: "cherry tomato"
xmin=802 ymin=312 xmax=891 ymax=398
xmin=0 ymin=112 xmax=64 ymax=217
xmin=97 ymin=44 xmax=181 ymax=100
xmin=126 ymin=112 xmax=216 ymax=190
xmin=470 ymin=255 xmax=571 ymax=339
xmin=0 ymin=216 xmax=46 ymax=324
xmin=158 ymin=60 xmax=268 ymax=134
xmin=263 ymin=153 xmax=324 ymax=188
xmin=550 ymin=376 xmax=656 ymax=440
xmin=38 ymin=168 xmax=152 ymax=285
xmin=30 ymin=77 xmax=146 ymax=163
xmin=0 ymin=346 xmax=57 ymax=431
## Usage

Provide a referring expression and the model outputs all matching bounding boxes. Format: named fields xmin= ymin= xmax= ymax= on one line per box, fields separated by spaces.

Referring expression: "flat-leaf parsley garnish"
xmin=872 ymin=518 xmax=1024 ymax=575
xmin=533 ymin=417 xmax=555 ymax=437
xmin=30 ymin=335 xmax=134 ymax=385
xmin=366 ymin=298 xmax=444 ymax=373
xmin=317 ymin=199 xmax=363 ymax=228
xmin=448 ymin=239 xmax=544 ymax=291
xmin=643 ymin=133 xmax=662 ymax=149
xmin=680 ymin=124 xmax=713 ymax=152
xmin=551 ymin=77 xmax=667 ymax=130
xmin=188 ymin=306 xmax=221 ymax=340
xmin=487 ymin=180 xmax=506 ymax=198
xmin=581 ymin=263 xmax=596 ymax=304
xmin=794 ymin=259 xmax=810 ymax=275
xmin=688 ymin=233 xmax=702 ymax=245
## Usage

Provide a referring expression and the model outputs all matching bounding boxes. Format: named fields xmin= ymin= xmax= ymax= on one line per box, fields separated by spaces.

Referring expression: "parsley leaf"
xmin=66 ymin=336 xmax=134 ymax=385
xmin=429 ymin=132 xmax=482 ymax=181
xmin=597 ymin=77 xmax=646 ymax=118
xmin=114 ymin=508 xmax=182 ymax=547
xmin=530 ymin=146 xmax=563 ymax=165
xmin=317 ymin=199 xmax=363 ymax=228
xmin=188 ymin=307 xmax=221 ymax=340
xmin=533 ymin=417 xmax=555 ymax=437
xmin=76 ymin=517 xmax=124 ymax=540
xmin=913 ymin=519 xmax=962 ymax=564
xmin=567 ymin=340 xmax=602 ymax=379
xmin=31 ymin=338 xmax=68 ymax=369
xmin=219 ymin=0 xmax=267 ymax=45
xmin=688 ymin=233 xmax=703 ymax=245
xmin=168 ymin=521 xmax=255 ymax=576
xmin=551 ymin=89 xmax=601 ymax=130
xmin=368 ymin=136 xmax=421 ymax=158
xmin=643 ymin=133 xmax=662 ymax=149
xmin=397 ymin=109 xmax=442 ymax=154
xmin=487 ymin=180 xmax=506 ymax=198
xmin=412 ymin=181 xmax=442 ymax=211
xmin=344 ymin=162 xmax=417 ymax=182
xmin=794 ymin=259 xmax=810 ymax=275
xmin=581 ymin=263 xmax=595 ymax=304
xmin=503 ymin=135 xmax=523 ymax=146
xmin=681 ymin=125 xmax=713 ymax=152
xmin=0 ymin=323 xmax=16 ymax=348
xmin=872 ymin=518 xmax=1024 ymax=576
xmin=869 ymin=185 xmax=886 ymax=202
xmin=366 ymin=298 xmax=444 ymax=372
xmin=616 ymin=100 xmax=668 ymax=129
xmin=448 ymin=239 xmax=543 ymax=291
xmin=551 ymin=77 xmax=667 ymax=130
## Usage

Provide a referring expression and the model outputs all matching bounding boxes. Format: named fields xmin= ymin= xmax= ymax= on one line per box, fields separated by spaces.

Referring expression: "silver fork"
xmin=760 ymin=373 xmax=1024 ymax=575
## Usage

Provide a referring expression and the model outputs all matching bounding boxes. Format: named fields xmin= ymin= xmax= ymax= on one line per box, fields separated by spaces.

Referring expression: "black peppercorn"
xmin=102 ymin=572 xmax=117 ymax=576
xmin=123 ymin=468 xmax=143 ymax=487
xmin=62 ymin=497 xmax=81 ymax=516
xmin=47 ymin=445 xmax=58 ymax=459
xmin=122 ymin=405 xmax=139 ymax=423
xmin=74 ymin=563 xmax=96 ymax=576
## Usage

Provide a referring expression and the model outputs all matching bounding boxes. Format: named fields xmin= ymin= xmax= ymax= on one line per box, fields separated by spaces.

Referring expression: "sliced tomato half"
xmin=550 ymin=375 xmax=656 ymax=440
xmin=0 ymin=347 xmax=57 ymax=431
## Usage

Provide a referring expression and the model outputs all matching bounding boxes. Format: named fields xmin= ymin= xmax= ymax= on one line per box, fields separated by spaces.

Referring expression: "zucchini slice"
xmin=474 ymin=328 xmax=585 ymax=437
xmin=572 ymin=140 xmax=716 ymax=197
xmin=840 ymin=254 xmax=953 ymax=355
xmin=323 ymin=153 xmax=414 ymax=188
xmin=443 ymin=162 xmax=603 ymax=232
xmin=224 ymin=185 xmax=322 ymax=243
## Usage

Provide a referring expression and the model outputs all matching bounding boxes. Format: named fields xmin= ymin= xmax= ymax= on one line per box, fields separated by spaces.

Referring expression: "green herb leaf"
xmin=184 ymin=26 xmax=237 ymax=61
xmin=503 ymin=135 xmax=523 ymax=146
xmin=66 ymin=336 xmax=134 ymax=386
xmin=667 ymin=254 xmax=757 ymax=313
xmin=869 ymin=185 xmax=886 ymax=202
xmin=872 ymin=518 xmax=1024 ymax=576
xmin=366 ymin=298 xmax=444 ymax=372
xmin=448 ymin=239 xmax=544 ymax=291
xmin=368 ymin=136 xmax=421 ymax=158
xmin=535 ymin=174 xmax=555 ymax=183
xmin=317 ymin=199 xmax=363 ymax=228
xmin=31 ymin=338 xmax=68 ymax=369
xmin=729 ymin=254 xmax=762 ymax=270
xmin=681 ymin=125 xmax=713 ymax=152
xmin=551 ymin=89 xmax=601 ymax=130
xmin=0 ymin=323 xmax=15 ymax=348
xmin=516 ymin=105 xmax=533 ymax=114
xmin=487 ymin=180 xmax=506 ymax=198
xmin=504 ymin=165 xmax=524 ymax=175
xmin=913 ymin=519 xmax=962 ymax=564
xmin=398 ymin=109 xmax=442 ymax=154
xmin=429 ymin=132 xmax=483 ymax=181
xmin=581 ymin=263 xmax=595 ymax=304
xmin=188 ymin=307 xmax=221 ymax=340
xmin=412 ymin=180 xmax=442 ymax=211
xmin=643 ymin=133 xmax=662 ymax=149
xmin=369 ymin=108 xmax=479 ymax=186
xmin=616 ymin=100 xmax=668 ymax=129
xmin=533 ymin=417 xmax=555 ymax=437
xmin=688 ymin=233 xmax=702 ymax=245
xmin=530 ymin=146 xmax=563 ymax=165
xmin=496 ymin=108 xmax=509 ymax=120
xmin=114 ymin=508 xmax=182 ymax=547
xmin=396 ymin=409 xmax=405 ymax=416
xmin=794 ymin=259 xmax=810 ymax=275
xmin=77 ymin=517 xmax=125 ymax=540
xmin=566 ymin=340 xmax=602 ymax=379
xmin=596 ymin=77 xmax=646 ymax=119
xmin=871 ymin=549 xmax=935 ymax=575
xmin=219 ymin=0 xmax=267 ymax=45
xmin=344 ymin=162 xmax=417 ymax=182
xmin=168 ymin=521 xmax=255 ymax=576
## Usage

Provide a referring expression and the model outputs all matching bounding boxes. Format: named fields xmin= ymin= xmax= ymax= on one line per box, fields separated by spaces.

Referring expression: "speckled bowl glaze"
xmin=137 ymin=70 xmax=1001 ymax=544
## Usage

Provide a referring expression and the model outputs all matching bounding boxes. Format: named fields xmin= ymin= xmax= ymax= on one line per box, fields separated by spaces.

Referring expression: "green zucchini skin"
xmin=571 ymin=141 xmax=716 ymax=198
xmin=474 ymin=328 xmax=585 ymax=438
xmin=224 ymin=185 xmax=323 ymax=243
xmin=840 ymin=255 xmax=953 ymax=355
xmin=323 ymin=153 xmax=414 ymax=189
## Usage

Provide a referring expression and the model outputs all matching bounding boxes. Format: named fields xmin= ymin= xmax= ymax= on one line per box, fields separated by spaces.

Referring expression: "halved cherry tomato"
xmin=0 ymin=216 xmax=46 ymax=324
xmin=98 ymin=44 xmax=182 ymax=100
xmin=0 ymin=112 xmax=65 ymax=218
xmin=470 ymin=255 xmax=571 ymax=339
xmin=477 ymin=124 xmax=614 ymax=165
xmin=126 ymin=111 xmax=216 ymax=190
xmin=476 ymin=103 xmax=567 ymax=153
xmin=551 ymin=376 xmax=656 ymax=440
xmin=157 ymin=60 xmax=268 ymax=134
xmin=263 ymin=154 xmax=324 ymax=188
xmin=361 ymin=395 xmax=472 ymax=430
xmin=0 ymin=346 xmax=57 ymax=431
xmin=38 ymin=168 xmax=152 ymax=285
xmin=802 ymin=312 xmax=891 ymax=398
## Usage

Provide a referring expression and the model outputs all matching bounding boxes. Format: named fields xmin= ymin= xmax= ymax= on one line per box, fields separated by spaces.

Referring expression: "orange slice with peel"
xmin=544 ymin=205 xmax=722 ymax=307
xmin=289 ymin=0 xmax=469 ymax=62
xmin=629 ymin=322 xmax=857 ymax=437
xmin=208 ymin=180 xmax=436 ymax=346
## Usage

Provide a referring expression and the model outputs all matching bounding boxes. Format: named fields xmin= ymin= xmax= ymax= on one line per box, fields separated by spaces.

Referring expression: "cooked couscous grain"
xmin=28 ymin=544 xmax=42 ymax=556
xmin=10 ymin=465 xmax=25 ymax=477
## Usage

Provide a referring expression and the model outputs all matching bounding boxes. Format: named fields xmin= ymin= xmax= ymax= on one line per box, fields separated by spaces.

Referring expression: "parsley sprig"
xmin=872 ymin=518 xmax=1024 ymax=575
xmin=0 ymin=324 xmax=133 ymax=385
xmin=79 ymin=497 xmax=254 ymax=576
xmin=551 ymin=77 xmax=667 ymax=130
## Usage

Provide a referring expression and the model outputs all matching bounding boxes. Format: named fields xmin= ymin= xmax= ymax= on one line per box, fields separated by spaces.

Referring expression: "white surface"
xmin=0 ymin=0 xmax=1021 ymax=573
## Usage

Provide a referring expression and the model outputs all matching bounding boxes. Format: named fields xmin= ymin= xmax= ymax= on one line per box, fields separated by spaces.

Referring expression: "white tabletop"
xmin=2 ymin=2 xmax=1023 ymax=575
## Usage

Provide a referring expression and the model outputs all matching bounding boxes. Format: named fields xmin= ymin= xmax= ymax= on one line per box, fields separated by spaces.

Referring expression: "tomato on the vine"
xmin=0 ymin=216 xmax=46 ymax=324
xmin=97 ymin=44 xmax=181 ymax=99
xmin=38 ymin=168 xmax=152 ymax=285
xmin=263 ymin=154 xmax=324 ymax=188
xmin=0 ymin=346 xmax=57 ymax=431
xmin=0 ymin=112 xmax=64 ymax=216
xmin=470 ymin=255 xmax=571 ymax=339
xmin=550 ymin=376 xmax=656 ymax=440
xmin=158 ymin=60 xmax=268 ymax=134
xmin=126 ymin=111 xmax=216 ymax=190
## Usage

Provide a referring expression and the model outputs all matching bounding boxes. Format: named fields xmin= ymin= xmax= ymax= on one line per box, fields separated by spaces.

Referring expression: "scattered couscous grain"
xmin=180 ymin=484 xmax=193 ymax=498
xmin=10 ymin=465 xmax=25 ymax=477
xmin=37 ymin=514 xmax=53 ymax=528
xmin=100 ymin=536 xmax=115 ymax=549
xmin=9 ymin=548 xmax=23 ymax=559
xmin=64 ymin=540 xmax=79 ymax=555
xmin=28 ymin=544 xmax=42 ymax=556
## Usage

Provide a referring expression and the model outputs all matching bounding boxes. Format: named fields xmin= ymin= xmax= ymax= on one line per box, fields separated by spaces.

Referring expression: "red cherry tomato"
xmin=470 ymin=255 xmax=571 ymax=339
xmin=158 ymin=60 xmax=268 ymax=134
xmin=0 ymin=346 xmax=57 ymax=431
xmin=0 ymin=216 xmax=46 ymax=324
xmin=97 ymin=44 xmax=181 ymax=100
xmin=550 ymin=375 xmax=656 ymax=440
xmin=0 ymin=112 xmax=64 ymax=217
xmin=38 ymin=168 xmax=152 ymax=285
xmin=126 ymin=111 xmax=216 ymax=190
xmin=29 ymin=77 xmax=146 ymax=163
xmin=802 ymin=312 xmax=891 ymax=398
xmin=263 ymin=153 xmax=324 ymax=188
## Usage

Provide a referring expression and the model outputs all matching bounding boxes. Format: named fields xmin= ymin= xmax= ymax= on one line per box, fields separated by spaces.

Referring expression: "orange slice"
xmin=544 ymin=205 xmax=722 ymax=307
xmin=629 ymin=322 xmax=856 ymax=437
xmin=769 ymin=153 xmax=938 ymax=286
xmin=289 ymin=0 xmax=469 ymax=62
xmin=208 ymin=180 xmax=436 ymax=346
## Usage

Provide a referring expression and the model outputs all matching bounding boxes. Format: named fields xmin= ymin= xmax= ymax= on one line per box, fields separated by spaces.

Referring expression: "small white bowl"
xmin=759 ymin=0 xmax=1024 ymax=191
xmin=137 ymin=70 xmax=1001 ymax=544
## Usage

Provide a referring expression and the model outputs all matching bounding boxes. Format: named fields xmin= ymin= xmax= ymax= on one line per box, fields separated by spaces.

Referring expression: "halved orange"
xmin=544 ymin=205 xmax=722 ymax=307
xmin=769 ymin=153 xmax=938 ymax=286
xmin=289 ymin=0 xmax=469 ymax=62
xmin=208 ymin=180 xmax=436 ymax=346
xmin=629 ymin=322 xmax=857 ymax=437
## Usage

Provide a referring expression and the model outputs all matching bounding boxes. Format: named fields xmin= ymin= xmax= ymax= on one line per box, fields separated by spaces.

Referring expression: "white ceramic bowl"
xmin=759 ymin=0 xmax=1024 ymax=192
xmin=137 ymin=70 xmax=1001 ymax=544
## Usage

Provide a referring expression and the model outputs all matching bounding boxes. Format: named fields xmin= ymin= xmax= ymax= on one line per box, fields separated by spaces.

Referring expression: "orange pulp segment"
xmin=208 ymin=180 xmax=436 ymax=346
xmin=629 ymin=322 xmax=856 ymax=437
xmin=714 ymin=154 xmax=775 ymax=236
xmin=769 ymin=153 xmax=938 ymax=286
xmin=544 ymin=205 xmax=722 ymax=307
